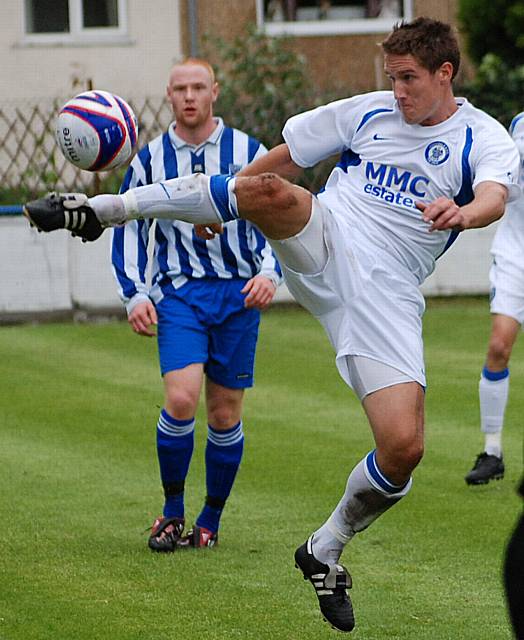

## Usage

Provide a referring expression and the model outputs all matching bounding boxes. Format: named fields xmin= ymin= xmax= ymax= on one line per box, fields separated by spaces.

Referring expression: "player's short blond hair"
xmin=171 ymin=58 xmax=216 ymax=84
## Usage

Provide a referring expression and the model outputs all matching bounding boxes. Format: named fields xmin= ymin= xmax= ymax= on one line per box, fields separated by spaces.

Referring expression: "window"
xmin=26 ymin=0 xmax=70 ymax=33
xmin=257 ymin=0 xmax=413 ymax=35
xmin=24 ymin=0 xmax=128 ymax=44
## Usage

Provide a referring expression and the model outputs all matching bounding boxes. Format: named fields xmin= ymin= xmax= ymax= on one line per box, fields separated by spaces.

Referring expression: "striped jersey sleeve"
xmin=111 ymin=146 xmax=154 ymax=313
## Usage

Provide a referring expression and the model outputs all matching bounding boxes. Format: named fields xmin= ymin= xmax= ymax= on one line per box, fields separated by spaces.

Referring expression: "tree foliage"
xmin=203 ymin=24 xmax=315 ymax=150
xmin=460 ymin=54 xmax=524 ymax=127
xmin=202 ymin=24 xmax=341 ymax=191
xmin=458 ymin=0 xmax=524 ymax=126
xmin=458 ymin=0 xmax=524 ymax=65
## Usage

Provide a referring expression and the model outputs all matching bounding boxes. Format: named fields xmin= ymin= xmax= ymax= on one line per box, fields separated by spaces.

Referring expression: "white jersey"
xmin=283 ymin=91 xmax=520 ymax=285
xmin=489 ymin=112 xmax=524 ymax=323
xmin=491 ymin=113 xmax=524 ymax=260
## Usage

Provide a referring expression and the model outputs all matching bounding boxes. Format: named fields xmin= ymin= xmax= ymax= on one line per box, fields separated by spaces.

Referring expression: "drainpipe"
xmin=188 ymin=0 xmax=199 ymax=57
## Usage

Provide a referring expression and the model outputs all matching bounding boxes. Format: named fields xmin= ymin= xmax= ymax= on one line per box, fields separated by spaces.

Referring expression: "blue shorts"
xmin=156 ymin=279 xmax=261 ymax=389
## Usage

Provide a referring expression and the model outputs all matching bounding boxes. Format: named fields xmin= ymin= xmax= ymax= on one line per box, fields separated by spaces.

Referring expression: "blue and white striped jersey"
xmin=111 ymin=118 xmax=281 ymax=312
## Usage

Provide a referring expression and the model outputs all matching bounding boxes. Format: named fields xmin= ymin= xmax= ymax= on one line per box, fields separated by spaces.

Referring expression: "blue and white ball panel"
xmin=55 ymin=90 xmax=138 ymax=171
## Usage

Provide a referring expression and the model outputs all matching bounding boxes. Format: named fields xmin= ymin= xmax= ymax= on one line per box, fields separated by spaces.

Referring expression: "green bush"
xmin=458 ymin=0 xmax=524 ymax=66
xmin=459 ymin=54 xmax=524 ymax=127
xmin=204 ymin=24 xmax=345 ymax=192
xmin=205 ymin=24 xmax=315 ymax=150
xmin=458 ymin=0 xmax=524 ymax=127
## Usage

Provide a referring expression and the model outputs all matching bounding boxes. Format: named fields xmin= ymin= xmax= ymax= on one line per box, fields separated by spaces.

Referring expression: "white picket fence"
xmin=0 ymin=215 xmax=495 ymax=322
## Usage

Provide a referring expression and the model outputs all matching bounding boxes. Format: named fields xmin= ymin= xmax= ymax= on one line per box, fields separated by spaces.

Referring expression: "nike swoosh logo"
xmin=373 ymin=134 xmax=390 ymax=141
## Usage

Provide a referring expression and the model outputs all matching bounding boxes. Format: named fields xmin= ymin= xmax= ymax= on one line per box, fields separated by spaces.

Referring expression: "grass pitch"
xmin=0 ymin=298 xmax=522 ymax=639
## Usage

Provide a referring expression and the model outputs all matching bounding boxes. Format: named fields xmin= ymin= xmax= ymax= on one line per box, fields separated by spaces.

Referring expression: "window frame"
xmin=22 ymin=0 xmax=130 ymax=46
xmin=256 ymin=0 xmax=414 ymax=36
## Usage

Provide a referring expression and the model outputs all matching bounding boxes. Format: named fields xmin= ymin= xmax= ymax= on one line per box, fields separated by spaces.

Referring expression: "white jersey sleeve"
xmin=282 ymin=93 xmax=378 ymax=167
xmin=469 ymin=119 xmax=521 ymax=201
xmin=490 ymin=112 xmax=524 ymax=262
xmin=509 ymin=112 xmax=524 ymax=159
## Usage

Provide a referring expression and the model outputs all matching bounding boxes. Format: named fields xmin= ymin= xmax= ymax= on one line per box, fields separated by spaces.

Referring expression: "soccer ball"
xmin=55 ymin=90 xmax=138 ymax=172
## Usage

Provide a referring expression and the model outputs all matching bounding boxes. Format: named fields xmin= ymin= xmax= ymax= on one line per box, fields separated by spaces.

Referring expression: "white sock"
xmin=479 ymin=368 xmax=508 ymax=457
xmin=88 ymin=173 xmax=223 ymax=226
xmin=311 ymin=452 xmax=412 ymax=564
xmin=88 ymin=194 xmax=127 ymax=225
xmin=485 ymin=433 xmax=503 ymax=458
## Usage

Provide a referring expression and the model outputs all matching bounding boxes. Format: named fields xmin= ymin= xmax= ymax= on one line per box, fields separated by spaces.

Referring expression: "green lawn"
xmin=0 ymin=299 xmax=522 ymax=639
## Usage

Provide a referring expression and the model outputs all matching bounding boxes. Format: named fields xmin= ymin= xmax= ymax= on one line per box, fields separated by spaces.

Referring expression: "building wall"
xmin=0 ymin=0 xmax=183 ymax=101
xmin=181 ymin=0 xmax=467 ymax=93
xmin=0 ymin=215 xmax=496 ymax=321
xmin=0 ymin=0 xmax=469 ymax=106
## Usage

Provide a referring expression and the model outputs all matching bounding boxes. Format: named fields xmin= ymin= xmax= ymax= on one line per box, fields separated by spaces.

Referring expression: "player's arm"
xmin=128 ymin=299 xmax=157 ymax=336
xmin=416 ymin=181 xmax=509 ymax=232
xmin=112 ymin=221 xmax=157 ymax=336
xmin=112 ymin=162 xmax=157 ymax=336
xmin=242 ymin=232 xmax=282 ymax=309
xmin=237 ymin=143 xmax=303 ymax=180
xmin=242 ymin=276 xmax=277 ymax=310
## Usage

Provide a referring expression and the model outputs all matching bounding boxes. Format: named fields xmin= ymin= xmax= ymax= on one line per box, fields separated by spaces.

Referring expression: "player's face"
xmin=167 ymin=63 xmax=218 ymax=130
xmin=384 ymin=53 xmax=454 ymax=126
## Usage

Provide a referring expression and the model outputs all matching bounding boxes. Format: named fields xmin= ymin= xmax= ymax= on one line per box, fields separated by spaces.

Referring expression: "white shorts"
xmin=343 ymin=355 xmax=414 ymax=401
xmin=490 ymin=214 xmax=524 ymax=324
xmin=270 ymin=198 xmax=426 ymax=393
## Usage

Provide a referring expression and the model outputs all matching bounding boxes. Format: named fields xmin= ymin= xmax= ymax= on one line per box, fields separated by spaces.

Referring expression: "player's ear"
xmin=212 ymin=82 xmax=219 ymax=103
xmin=438 ymin=61 xmax=453 ymax=83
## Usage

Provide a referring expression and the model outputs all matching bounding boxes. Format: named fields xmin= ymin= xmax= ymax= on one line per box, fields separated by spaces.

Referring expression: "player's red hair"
xmin=174 ymin=58 xmax=216 ymax=84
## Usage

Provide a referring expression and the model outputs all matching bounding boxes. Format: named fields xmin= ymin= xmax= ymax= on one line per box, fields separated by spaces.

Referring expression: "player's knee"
xmin=208 ymin=404 xmax=241 ymax=431
xmin=164 ymin=389 xmax=198 ymax=420
xmin=386 ymin=436 xmax=424 ymax=473
xmin=402 ymin=440 xmax=424 ymax=470
xmin=487 ymin=335 xmax=512 ymax=367
xmin=240 ymin=173 xmax=298 ymax=211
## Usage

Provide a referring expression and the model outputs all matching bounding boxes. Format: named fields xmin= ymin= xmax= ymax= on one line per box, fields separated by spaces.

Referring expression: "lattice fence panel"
xmin=0 ymin=96 xmax=335 ymax=200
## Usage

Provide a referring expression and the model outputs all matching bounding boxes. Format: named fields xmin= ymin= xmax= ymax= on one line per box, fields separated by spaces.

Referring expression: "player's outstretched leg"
xmin=24 ymin=192 xmax=104 ymax=241
xmin=23 ymin=173 xmax=235 ymax=242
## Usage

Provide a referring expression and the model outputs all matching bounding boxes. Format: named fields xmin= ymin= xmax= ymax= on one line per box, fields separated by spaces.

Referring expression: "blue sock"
xmin=482 ymin=365 xmax=509 ymax=381
xmin=209 ymin=175 xmax=239 ymax=222
xmin=156 ymin=409 xmax=195 ymax=518
xmin=196 ymin=421 xmax=244 ymax=533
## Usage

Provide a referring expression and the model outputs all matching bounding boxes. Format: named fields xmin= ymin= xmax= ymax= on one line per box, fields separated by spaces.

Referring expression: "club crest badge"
xmin=425 ymin=141 xmax=450 ymax=166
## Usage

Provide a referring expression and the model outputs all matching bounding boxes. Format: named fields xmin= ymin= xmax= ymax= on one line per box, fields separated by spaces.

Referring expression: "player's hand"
xmin=241 ymin=276 xmax=277 ymax=310
xmin=128 ymin=300 xmax=157 ymax=337
xmin=416 ymin=198 xmax=466 ymax=232
xmin=195 ymin=223 xmax=224 ymax=240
